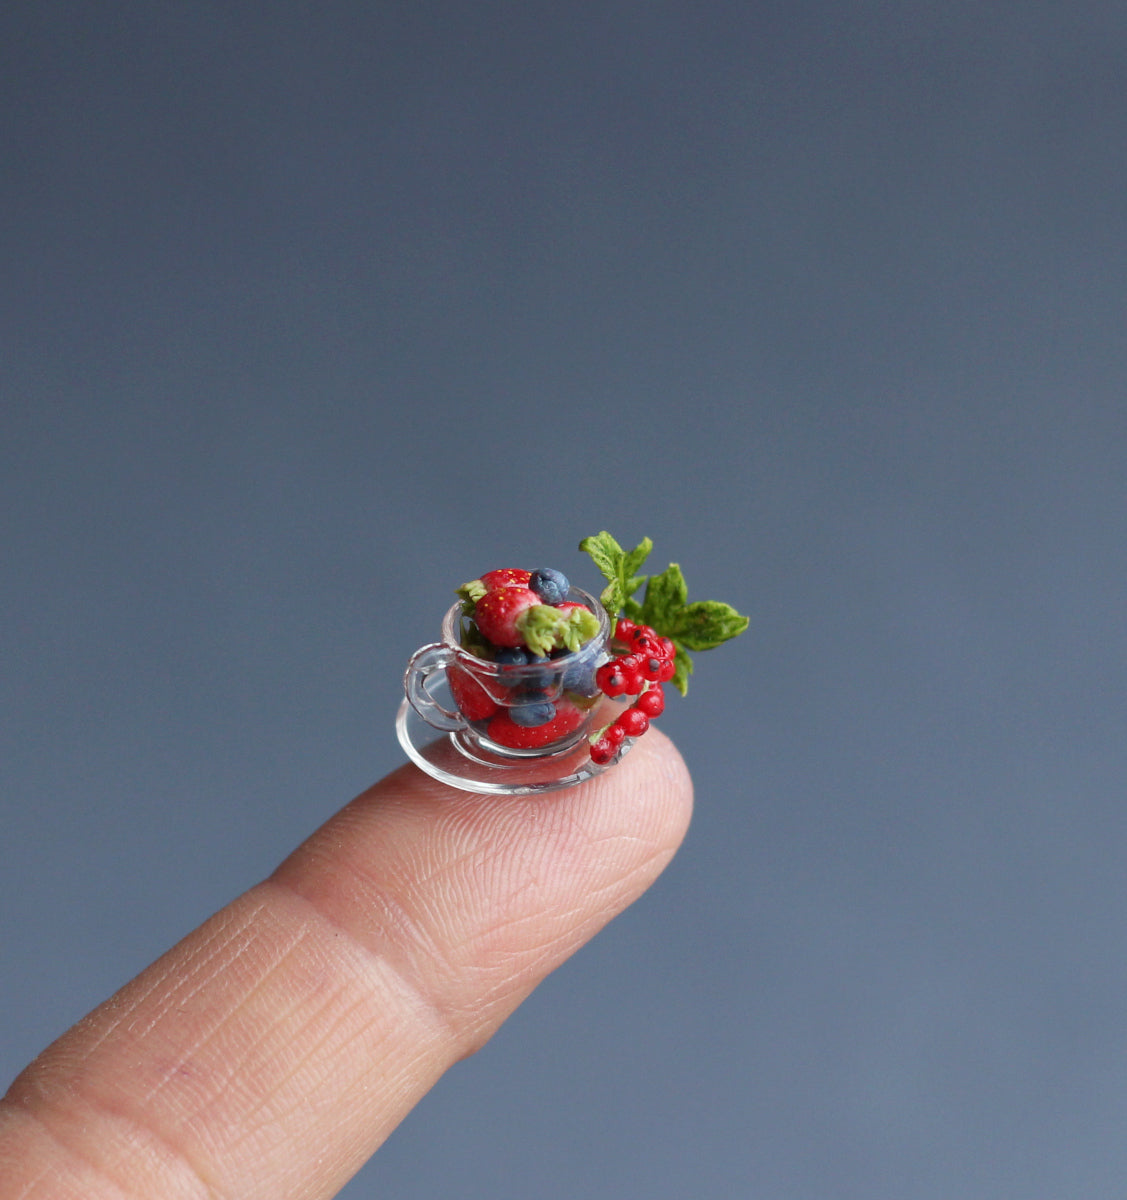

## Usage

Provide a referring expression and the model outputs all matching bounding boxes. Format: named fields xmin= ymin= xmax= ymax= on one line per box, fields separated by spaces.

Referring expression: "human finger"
xmin=1 ymin=728 xmax=692 ymax=1200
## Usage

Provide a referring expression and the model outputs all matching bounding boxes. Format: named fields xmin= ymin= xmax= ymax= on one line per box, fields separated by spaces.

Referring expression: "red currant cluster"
xmin=589 ymin=618 xmax=677 ymax=764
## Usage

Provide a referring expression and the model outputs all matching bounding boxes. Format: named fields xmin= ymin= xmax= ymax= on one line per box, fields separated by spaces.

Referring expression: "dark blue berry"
xmin=524 ymin=655 xmax=554 ymax=689
xmin=562 ymin=657 xmax=597 ymax=696
xmin=560 ymin=638 xmax=601 ymax=697
xmin=496 ymin=647 xmax=531 ymax=688
xmin=529 ymin=567 xmax=569 ymax=606
xmin=496 ymin=647 xmax=553 ymax=692
xmin=509 ymin=693 xmax=556 ymax=727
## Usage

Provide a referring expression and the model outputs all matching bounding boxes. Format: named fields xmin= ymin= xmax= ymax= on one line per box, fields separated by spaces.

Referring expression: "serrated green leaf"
xmin=580 ymin=531 xmax=650 ymax=618
xmin=599 ymin=579 xmax=624 ymax=613
xmin=622 ymin=537 xmax=653 ymax=578
xmin=669 ymin=643 xmax=693 ymax=696
xmin=667 ymin=600 xmax=749 ymax=651
xmin=579 ymin=532 xmax=624 ymax=582
xmin=625 ymin=575 xmax=647 ymax=597
xmin=641 ymin=562 xmax=688 ymax=628
xmin=581 ymin=530 xmax=747 ymax=694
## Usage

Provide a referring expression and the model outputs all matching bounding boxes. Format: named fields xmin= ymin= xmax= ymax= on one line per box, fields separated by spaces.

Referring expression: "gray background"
xmin=3 ymin=3 xmax=1127 ymax=1197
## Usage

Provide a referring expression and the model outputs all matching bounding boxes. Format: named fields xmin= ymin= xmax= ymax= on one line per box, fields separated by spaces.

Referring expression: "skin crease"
xmin=0 ymin=728 xmax=693 ymax=1200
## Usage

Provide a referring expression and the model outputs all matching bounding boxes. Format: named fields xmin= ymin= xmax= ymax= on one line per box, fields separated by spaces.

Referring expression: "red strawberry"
xmin=487 ymin=698 xmax=584 ymax=749
xmin=479 ymin=568 xmax=531 ymax=590
xmin=474 ymin=586 xmax=541 ymax=647
xmin=448 ymin=664 xmax=498 ymax=722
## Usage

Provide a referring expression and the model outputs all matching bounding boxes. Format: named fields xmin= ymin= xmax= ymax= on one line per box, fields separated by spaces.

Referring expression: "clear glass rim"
xmin=396 ymin=696 xmax=632 ymax=794
xmin=438 ymin=584 xmax=609 ymax=678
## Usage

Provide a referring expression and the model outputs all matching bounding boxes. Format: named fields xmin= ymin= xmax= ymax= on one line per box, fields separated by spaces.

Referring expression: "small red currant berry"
xmin=616 ymin=707 xmax=649 ymax=738
xmin=615 ymin=617 xmax=638 ymax=643
xmin=604 ymin=722 xmax=626 ymax=745
xmin=638 ymin=653 xmax=665 ymax=681
xmin=632 ymin=632 xmax=661 ymax=657
xmin=635 ymin=686 xmax=665 ymax=717
xmin=596 ymin=660 xmax=629 ymax=697
xmin=590 ymin=737 xmax=617 ymax=764
xmin=615 ymin=655 xmax=646 ymax=695
xmin=657 ymin=658 xmax=676 ymax=682
xmin=659 ymin=637 xmax=676 ymax=660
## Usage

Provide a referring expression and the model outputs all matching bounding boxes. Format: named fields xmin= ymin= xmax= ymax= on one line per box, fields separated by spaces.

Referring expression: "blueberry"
xmin=529 ymin=567 xmax=569 ymax=606
xmin=560 ymin=638 xmax=601 ymax=697
xmin=509 ymin=693 xmax=556 ymax=727
xmin=495 ymin=646 xmax=553 ymax=691
xmin=562 ymin=658 xmax=597 ymax=696
xmin=523 ymin=654 xmax=554 ymax=689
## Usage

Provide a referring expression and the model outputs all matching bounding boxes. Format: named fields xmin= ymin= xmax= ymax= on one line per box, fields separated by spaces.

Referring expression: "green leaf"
xmin=668 ymin=644 xmax=693 ymax=696
xmin=579 ymin=531 xmax=624 ymax=584
xmin=579 ymin=531 xmax=747 ymax=697
xmin=619 ymin=540 xmax=657 ymax=580
xmin=622 ymin=543 xmax=652 ymax=603
xmin=666 ymin=600 xmax=749 ymax=651
xmin=579 ymin=532 xmax=651 ymax=618
xmin=622 ymin=596 xmax=645 ymax=622
xmin=640 ymin=562 xmax=688 ymax=628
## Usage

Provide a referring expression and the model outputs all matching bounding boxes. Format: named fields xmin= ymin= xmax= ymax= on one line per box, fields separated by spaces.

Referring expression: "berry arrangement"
xmin=452 ymin=566 xmax=604 ymax=751
xmin=446 ymin=533 xmax=748 ymax=765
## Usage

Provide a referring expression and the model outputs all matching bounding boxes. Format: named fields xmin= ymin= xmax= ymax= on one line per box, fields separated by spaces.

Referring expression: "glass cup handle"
xmin=404 ymin=643 xmax=467 ymax=732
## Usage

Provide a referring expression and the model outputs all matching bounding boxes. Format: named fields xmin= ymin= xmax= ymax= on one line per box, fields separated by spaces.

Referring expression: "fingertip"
xmin=620 ymin=724 xmax=695 ymax=836
xmin=0 ymin=733 xmax=698 ymax=1200
xmin=576 ymin=725 xmax=695 ymax=885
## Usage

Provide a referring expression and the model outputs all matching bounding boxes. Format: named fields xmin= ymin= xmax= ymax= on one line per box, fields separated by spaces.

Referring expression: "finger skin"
xmin=0 ymin=730 xmax=692 ymax=1200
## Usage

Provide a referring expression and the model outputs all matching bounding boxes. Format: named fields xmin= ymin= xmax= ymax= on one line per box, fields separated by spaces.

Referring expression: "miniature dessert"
xmin=402 ymin=532 xmax=749 ymax=784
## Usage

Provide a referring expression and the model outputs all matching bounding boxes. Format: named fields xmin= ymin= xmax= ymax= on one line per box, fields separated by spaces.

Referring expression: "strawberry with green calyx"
xmin=579 ymin=531 xmax=748 ymax=696
xmin=512 ymin=602 xmax=600 ymax=657
xmin=482 ymin=568 xmax=532 ymax=589
xmin=512 ymin=603 xmax=566 ymax=657
xmin=473 ymin=586 xmax=541 ymax=647
xmin=470 ymin=598 xmax=599 ymax=659
xmin=457 ymin=568 xmax=532 ymax=609
xmin=457 ymin=565 xmax=601 ymax=662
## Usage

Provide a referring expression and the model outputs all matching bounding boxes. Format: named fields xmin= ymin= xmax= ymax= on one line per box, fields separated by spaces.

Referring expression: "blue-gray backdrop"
xmin=4 ymin=3 xmax=1127 ymax=1197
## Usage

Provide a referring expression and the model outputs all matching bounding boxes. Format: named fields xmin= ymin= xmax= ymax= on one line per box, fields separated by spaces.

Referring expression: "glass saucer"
xmin=396 ymin=697 xmax=632 ymax=795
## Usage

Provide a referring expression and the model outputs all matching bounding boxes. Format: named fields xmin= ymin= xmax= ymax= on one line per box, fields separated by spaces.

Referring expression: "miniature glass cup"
xmin=403 ymin=586 xmax=611 ymax=760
